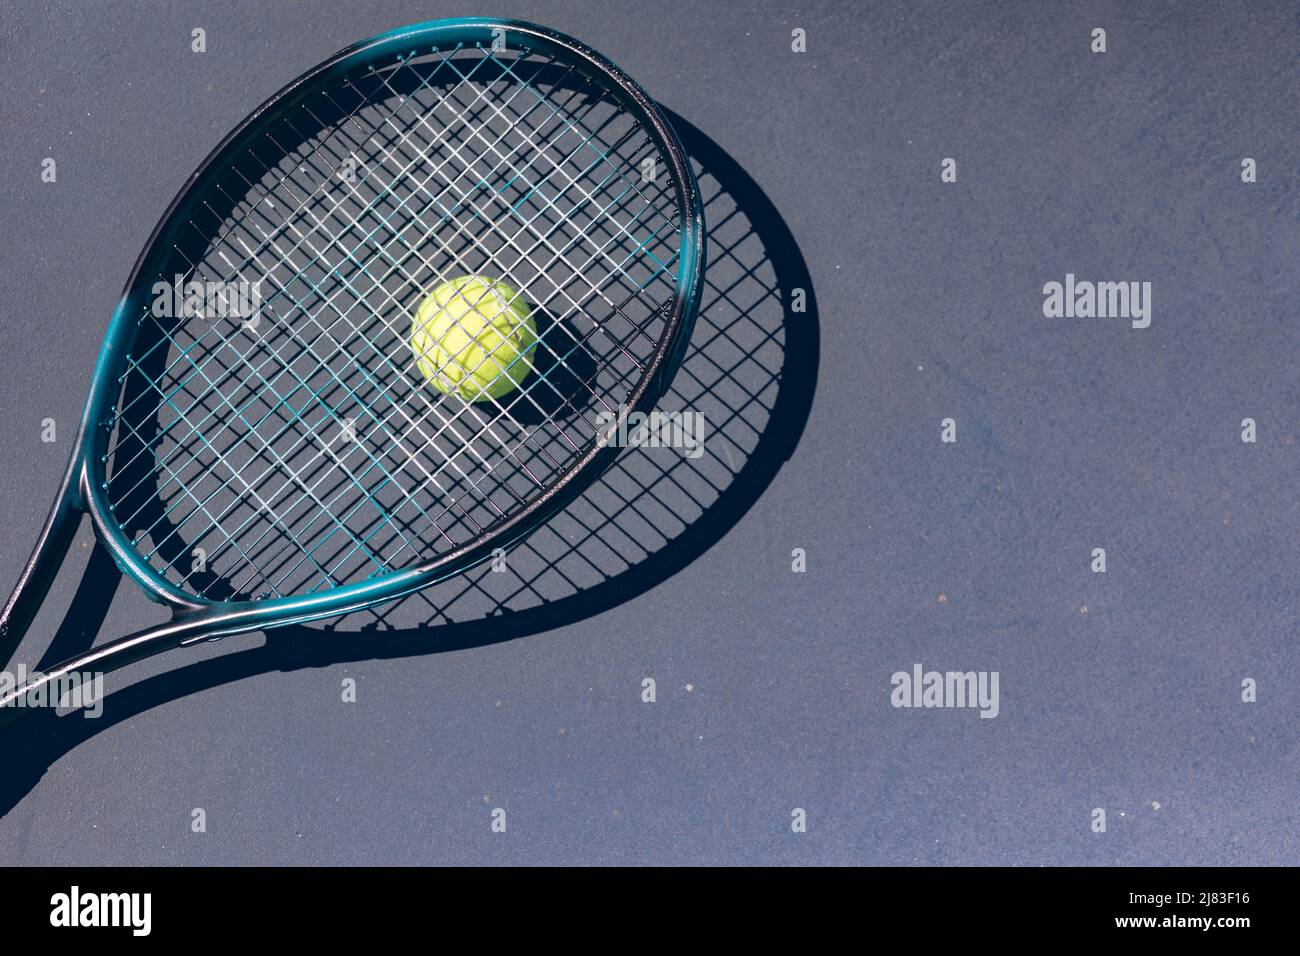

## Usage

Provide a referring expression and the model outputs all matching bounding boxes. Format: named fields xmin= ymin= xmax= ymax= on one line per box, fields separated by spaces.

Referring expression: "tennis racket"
xmin=0 ymin=18 xmax=704 ymax=723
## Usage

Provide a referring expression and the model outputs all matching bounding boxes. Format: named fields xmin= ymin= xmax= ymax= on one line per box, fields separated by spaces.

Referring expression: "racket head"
xmin=73 ymin=18 xmax=704 ymax=628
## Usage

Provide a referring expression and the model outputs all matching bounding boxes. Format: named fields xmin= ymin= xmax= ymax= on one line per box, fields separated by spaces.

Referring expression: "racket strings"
xmin=109 ymin=54 xmax=585 ymax=489
xmin=154 ymin=55 xmax=657 ymax=465
xmin=109 ymin=72 xmax=551 ymax=590
xmin=113 ymin=54 xmax=670 ymax=509
xmin=104 ymin=44 xmax=685 ymax=599
xmin=177 ymin=72 xmax=671 ymax=589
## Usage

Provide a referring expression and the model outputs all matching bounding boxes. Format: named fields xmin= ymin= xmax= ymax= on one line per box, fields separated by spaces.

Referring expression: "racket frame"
xmin=0 ymin=18 xmax=704 ymax=704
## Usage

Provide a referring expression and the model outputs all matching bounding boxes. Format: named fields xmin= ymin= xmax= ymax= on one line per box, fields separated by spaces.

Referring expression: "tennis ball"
xmin=410 ymin=275 xmax=538 ymax=402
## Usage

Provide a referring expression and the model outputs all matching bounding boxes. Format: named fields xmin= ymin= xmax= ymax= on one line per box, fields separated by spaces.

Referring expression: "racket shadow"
xmin=0 ymin=111 xmax=819 ymax=815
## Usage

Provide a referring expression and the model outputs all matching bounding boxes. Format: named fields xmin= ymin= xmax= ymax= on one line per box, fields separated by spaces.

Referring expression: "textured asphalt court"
xmin=0 ymin=0 xmax=1294 ymax=864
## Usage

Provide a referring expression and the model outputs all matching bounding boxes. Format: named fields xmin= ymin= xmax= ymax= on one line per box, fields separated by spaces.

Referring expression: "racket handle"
xmin=0 ymin=461 xmax=83 ymax=670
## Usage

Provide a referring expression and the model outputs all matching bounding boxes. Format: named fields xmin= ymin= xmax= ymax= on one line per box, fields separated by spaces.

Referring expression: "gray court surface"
xmin=0 ymin=0 xmax=1295 ymax=865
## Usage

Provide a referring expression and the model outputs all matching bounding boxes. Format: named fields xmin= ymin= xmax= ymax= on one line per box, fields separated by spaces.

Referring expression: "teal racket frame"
xmin=0 ymin=18 xmax=704 ymax=715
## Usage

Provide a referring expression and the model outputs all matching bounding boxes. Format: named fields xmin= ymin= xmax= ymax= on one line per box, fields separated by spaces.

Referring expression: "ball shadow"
xmin=507 ymin=308 xmax=600 ymax=426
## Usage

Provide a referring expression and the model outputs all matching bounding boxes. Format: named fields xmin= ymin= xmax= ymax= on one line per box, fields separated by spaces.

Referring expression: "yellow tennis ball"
xmin=410 ymin=275 xmax=538 ymax=402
